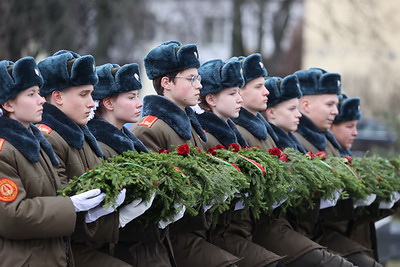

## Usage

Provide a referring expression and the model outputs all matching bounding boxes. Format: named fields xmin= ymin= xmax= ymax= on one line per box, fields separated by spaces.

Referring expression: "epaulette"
xmin=0 ymin=138 xmax=5 ymax=151
xmin=37 ymin=124 xmax=53 ymax=134
xmin=137 ymin=115 xmax=158 ymax=128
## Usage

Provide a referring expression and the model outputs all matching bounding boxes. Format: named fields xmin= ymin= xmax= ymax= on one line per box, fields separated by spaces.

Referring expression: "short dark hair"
xmin=152 ymin=70 xmax=180 ymax=95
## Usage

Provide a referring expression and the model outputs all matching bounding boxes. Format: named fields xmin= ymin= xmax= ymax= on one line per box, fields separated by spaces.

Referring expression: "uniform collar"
xmin=142 ymin=95 xmax=207 ymax=141
xmin=232 ymin=108 xmax=268 ymax=140
xmin=0 ymin=117 xmax=59 ymax=165
xmin=88 ymin=119 xmax=148 ymax=155
xmin=196 ymin=112 xmax=248 ymax=147
xmin=41 ymin=103 xmax=103 ymax=157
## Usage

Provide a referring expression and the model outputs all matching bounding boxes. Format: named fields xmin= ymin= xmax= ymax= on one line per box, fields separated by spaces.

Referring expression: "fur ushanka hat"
xmin=294 ymin=68 xmax=341 ymax=96
xmin=38 ymin=50 xmax=98 ymax=96
xmin=198 ymin=58 xmax=244 ymax=97
xmin=334 ymin=94 xmax=361 ymax=123
xmin=92 ymin=63 xmax=142 ymax=100
xmin=237 ymin=53 xmax=267 ymax=84
xmin=144 ymin=40 xmax=200 ymax=80
xmin=0 ymin=57 xmax=43 ymax=104
xmin=265 ymin=74 xmax=302 ymax=108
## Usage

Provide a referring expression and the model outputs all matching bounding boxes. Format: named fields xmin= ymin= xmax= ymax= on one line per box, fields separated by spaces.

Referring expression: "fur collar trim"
xmin=88 ymin=119 xmax=148 ymax=154
xmin=41 ymin=103 xmax=103 ymax=157
xmin=270 ymin=123 xmax=306 ymax=153
xmin=296 ymin=115 xmax=341 ymax=152
xmin=196 ymin=112 xmax=248 ymax=147
xmin=142 ymin=95 xmax=207 ymax=141
xmin=232 ymin=108 xmax=268 ymax=140
xmin=0 ymin=117 xmax=59 ymax=165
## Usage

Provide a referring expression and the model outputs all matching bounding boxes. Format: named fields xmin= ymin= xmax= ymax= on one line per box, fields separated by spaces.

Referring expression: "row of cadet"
xmin=0 ymin=40 xmax=394 ymax=267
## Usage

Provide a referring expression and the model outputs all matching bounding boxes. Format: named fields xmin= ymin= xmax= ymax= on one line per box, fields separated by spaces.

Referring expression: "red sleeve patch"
xmin=38 ymin=124 xmax=53 ymax=134
xmin=137 ymin=115 xmax=158 ymax=128
xmin=0 ymin=178 xmax=18 ymax=202
xmin=0 ymin=138 xmax=5 ymax=151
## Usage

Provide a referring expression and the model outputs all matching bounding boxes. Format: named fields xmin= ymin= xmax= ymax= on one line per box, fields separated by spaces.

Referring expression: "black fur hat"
xmin=0 ymin=57 xmax=43 ymax=104
xmin=265 ymin=74 xmax=302 ymax=107
xmin=294 ymin=68 xmax=341 ymax=96
xmin=144 ymin=40 xmax=200 ymax=80
xmin=38 ymin=50 xmax=98 ymax=96
xmin=334 ymin=94 xmax=361 ymax=123
xmin=92 ymin=63 xmax=142 ymax=100
xmin=198 ymin=58 xmax=244 ymax=96
xmin=238 ymin=53 xmax=267 ymax=84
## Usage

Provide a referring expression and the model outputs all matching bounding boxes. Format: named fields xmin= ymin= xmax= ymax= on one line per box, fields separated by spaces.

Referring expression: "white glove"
xmin=353 ymin=194 xmax=377 ymax=208
xmin=320 ymin=189 xmax=342 ymax=209
xmin=85 ymin=189 xmax=126 ymax=223
xmin=119 ymin=192 xmax=155 ymax=228
xmin=272 ymin=197 xmax=288 ymax=210
xmin=379 ymin=191 xmax=400 ymax=209
xmin=203 ymin=194 xmax=229 ymax=213
xmin=158 ymin=203 xmax=186 ymax=229
xmin=234 ymin=199 xmax=245 ymax=211
xmin=70 ymin=189 xmax=106 ymax=212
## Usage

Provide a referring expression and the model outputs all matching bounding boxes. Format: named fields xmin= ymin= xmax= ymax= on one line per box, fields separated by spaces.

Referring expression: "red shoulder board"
xmin=0 ymin=138 xmax=5 ymax=151
xmin=0 ymin=178 xmax=18 ymax=202
xmin=38 ymin=124 xmax=53 ymax=134
xmin=138 ymin=115 xmax=158 ymax=128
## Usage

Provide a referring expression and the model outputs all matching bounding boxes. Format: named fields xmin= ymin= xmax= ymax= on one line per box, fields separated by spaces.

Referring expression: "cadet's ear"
xmin=205 ymin=94 xmax=217 ymax=107
xmin=265 ymin=107 xmax=275 ymax=120
xmin=51 ymin=90 xmax=64 ymax=105
xmin=102 ymin=97 xmax=114 ymax=111
xmin=2 ymin=101 xmax=14 ymax=113
xmin=300 ymin=97 xmax=310 ymax=114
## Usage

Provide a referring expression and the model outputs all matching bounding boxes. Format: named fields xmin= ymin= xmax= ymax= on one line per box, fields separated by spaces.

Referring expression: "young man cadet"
xmin=234 ymin=55 xmax=355 ymax=267
xmin=132 ymin=40 xmax=241 ymax=267
xmin=294 ymin=68 xmax=382 ymax=267
xmin=38 ymin=50 xmax=150 ymax=267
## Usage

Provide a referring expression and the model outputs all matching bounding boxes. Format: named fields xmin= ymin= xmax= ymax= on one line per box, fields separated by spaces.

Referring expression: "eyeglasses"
xmin=171 ymin=74 xmax=202 ymax=87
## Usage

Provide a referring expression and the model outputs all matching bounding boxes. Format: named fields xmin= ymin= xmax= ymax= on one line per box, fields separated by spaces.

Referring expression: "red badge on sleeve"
xmin=138 ymin=115 xmax=158 ymax=128
xmin=38 ymin=124 xmax=53 ymax=134
xmin=0 ymin=178 xmax=18 ymax=202
xmin=0 ymin=138 xmax=5 ymax=151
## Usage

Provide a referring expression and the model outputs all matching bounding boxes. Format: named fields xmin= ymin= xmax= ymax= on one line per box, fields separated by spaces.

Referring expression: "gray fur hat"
xmin=334 ymin=94 xmax=361 ymax=123
xmin=92 ymin=63 xmax=142 ymax=100
xmin=38 ymin=50 xmax=98 ymax=96
xmin=198 ymin=58 xmax=244 ymax=97
xmin=294 ymin=68 xmax=341 ymax=95
xmin=265 ymin=74 xmax=302 ymax=107
xmin=0 ymin=57 xmax=43 ymax=104
xmin=144 ymin=40 xmax=200 ymax=80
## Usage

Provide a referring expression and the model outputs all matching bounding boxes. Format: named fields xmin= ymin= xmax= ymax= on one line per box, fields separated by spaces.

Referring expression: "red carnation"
xmin=242 ymin=145 xmax=250 ymax=149
xmin=177 ymin=144 xmax=190 ymax=156
xmin=207 ymin=148 xmax=217 ymax=156
xmin=343 ymin=156 xmax=352 ymax=164
xmin=158 ymin=148 xmax=169 ymax=154
xmin=315 ymin=151 xmax=327 ymax=161
xmin=215 ymin=144 xmax=226 ymax=150
xmin=228 ymin=143 xmax=241 ymax=152
xmin=279 ymin=154 xmax=289 ymax=162
xmin=305 ymin=151 xmax=315 ymax=159
xmin=268 ymin=147 xmax=282 ymax=157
